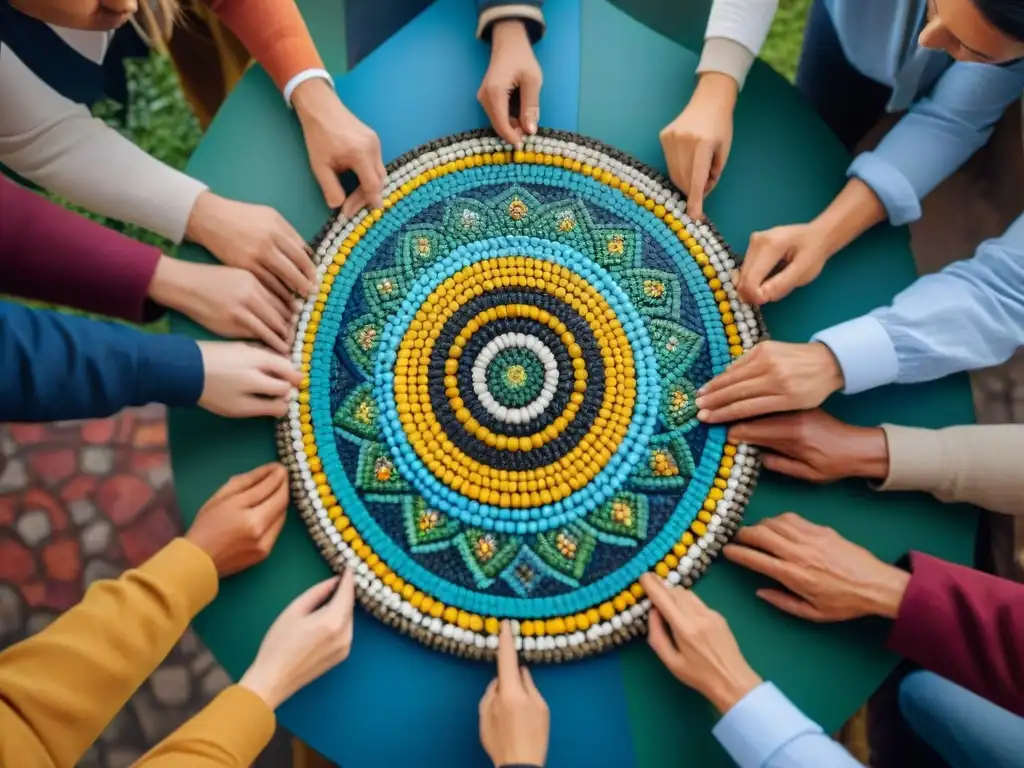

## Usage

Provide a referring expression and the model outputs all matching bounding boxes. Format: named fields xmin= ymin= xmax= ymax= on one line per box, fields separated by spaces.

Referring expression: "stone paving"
xmin=0 ymin=406 xmax=292 ymax=767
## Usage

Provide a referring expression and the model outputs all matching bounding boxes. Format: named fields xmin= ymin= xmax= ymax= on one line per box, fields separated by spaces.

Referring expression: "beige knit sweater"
xmin=880 ymin=424 xmax=1024 ymax=516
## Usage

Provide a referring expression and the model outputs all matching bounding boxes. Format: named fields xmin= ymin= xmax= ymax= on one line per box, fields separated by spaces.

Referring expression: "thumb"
xmin=738 ymin=233 xmax=787 ymax=305
xmin=519 ymin=72 xmax=542 ymax=135
xmin=324 ymin=568 xmax=355 ymax=617
xmin=285 ymin=577 xmax=342 ymax=618
xmin=312 ymin=162 xmax=347 ymax=210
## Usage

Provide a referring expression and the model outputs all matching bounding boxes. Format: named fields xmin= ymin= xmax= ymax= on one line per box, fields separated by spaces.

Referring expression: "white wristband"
xmin=283 ymin=68 xmax=335 ymax=107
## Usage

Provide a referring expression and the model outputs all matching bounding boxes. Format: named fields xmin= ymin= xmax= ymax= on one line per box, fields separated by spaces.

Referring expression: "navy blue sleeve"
xmin=0 ymin=300 xmax=204 ymax=422
xmin=476 ymin=0 xmax=545 ymax=42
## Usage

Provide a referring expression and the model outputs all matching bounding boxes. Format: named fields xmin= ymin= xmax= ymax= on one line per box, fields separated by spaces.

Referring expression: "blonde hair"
xmin=133 ymin=0 xmax=180 ymax=47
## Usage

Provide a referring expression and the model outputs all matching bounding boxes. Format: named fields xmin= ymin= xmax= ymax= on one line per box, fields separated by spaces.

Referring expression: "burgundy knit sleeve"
xmin=887 ymin=552 xmax=1024 ymax=716
xmin=0 ymin=177 xmax=162 ymax=323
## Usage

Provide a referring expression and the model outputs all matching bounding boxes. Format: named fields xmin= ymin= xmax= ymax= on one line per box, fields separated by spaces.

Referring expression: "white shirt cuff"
xmin=812 ymin=315 xmax=900 ymax=395
xmin=283 ymin=68 xmax=335 ymax=107
xmin=712 ymin=682 xmax=822 ymax=768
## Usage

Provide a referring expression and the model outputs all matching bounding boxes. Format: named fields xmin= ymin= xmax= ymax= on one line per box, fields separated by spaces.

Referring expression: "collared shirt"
xmin=712 ymin=682 xmax=862 ymax=767
xmin=814 ymin=212 xmax=1024 ymax=394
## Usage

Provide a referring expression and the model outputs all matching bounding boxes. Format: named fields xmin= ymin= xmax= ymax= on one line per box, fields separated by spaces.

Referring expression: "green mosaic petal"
xmin=647 ymin=319 xmax=704 ymax=378
xmin=534 ymin=524 xmax=597 ymax=580
xmin=398 ymin=228 xmax=445 ymax=273
xmin=355 ymin=442 xmax=410 ymax=493
xmin=660 ymin=371 xmax=699 ymax=432
xmin=532 ymin=200 xmax=596 ymax=250
xmin=591 ymin=227 xmax=640 ymax=270
xmin=442 ymin=199 xmax=492 ymax=245
xmin=488 ymin=186 xmax=544 ymax=236
xmin=583 ymin=491 xmax=650 ymax=544
xmin=362 ymin=267 xmax=412 ymax=317
xmin=619 ymin=268 xmax=682 ymax=318
xmin=627 ymin=433 xmax=695 ymax=492
xmin=332 ymin=381 xmax=380 ymax=440
xmin=402 ymin=496 xmax=461 ymax=553
xmin=456 ymin=529 xmax=522 ymax=586
xmin=344 ymin=313 xmax=384 ymax=377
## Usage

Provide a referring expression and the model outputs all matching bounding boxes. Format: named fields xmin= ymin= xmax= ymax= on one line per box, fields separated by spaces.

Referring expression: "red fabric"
xmin=887 ymin=551 xmax=1024 ymax=716
xmin=0 ymin=177 xmax=161 ymax=322
xmin=207 ymin=0 xmax=324 ymax=91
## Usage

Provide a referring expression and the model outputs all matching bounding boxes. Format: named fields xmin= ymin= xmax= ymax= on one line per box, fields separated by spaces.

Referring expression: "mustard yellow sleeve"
xmin=133 ymin=686 xmax=276 ymax=767
xmin=0 ymin=538 xmax=218 ymax=768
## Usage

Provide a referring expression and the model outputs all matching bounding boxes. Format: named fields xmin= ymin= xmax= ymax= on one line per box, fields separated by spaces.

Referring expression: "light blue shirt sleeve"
xmin=712 ymin=682 xmax=863 ymax=768
xmin=813 ymin=212 xmax=1024 ymax=394
xmin=848 ymin=61 xmax=1024 ymax=226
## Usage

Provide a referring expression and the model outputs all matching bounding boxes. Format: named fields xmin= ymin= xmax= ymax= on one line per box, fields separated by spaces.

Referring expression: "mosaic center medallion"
xmin=279 ymin=129 xmax=765 ymax=662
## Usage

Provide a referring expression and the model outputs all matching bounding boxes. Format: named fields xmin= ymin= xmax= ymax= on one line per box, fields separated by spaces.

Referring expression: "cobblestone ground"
xmin=0 ymin=405 xmax=292 ymax=767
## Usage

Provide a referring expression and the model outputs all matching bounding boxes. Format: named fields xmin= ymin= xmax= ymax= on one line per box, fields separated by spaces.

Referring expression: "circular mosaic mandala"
xmin=278 ymin=129 xmax=765 ymax=663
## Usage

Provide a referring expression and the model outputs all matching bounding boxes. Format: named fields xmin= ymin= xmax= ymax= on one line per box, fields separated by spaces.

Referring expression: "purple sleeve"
xmin=0 ymin=177 xmax=163 ymax=323
xmin=887 ymin=552 xmax=1024 ymax=717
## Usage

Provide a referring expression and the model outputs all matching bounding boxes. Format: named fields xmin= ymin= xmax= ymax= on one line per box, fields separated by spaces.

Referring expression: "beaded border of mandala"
xmin=277 ymin=129 xmax=766 ymax=663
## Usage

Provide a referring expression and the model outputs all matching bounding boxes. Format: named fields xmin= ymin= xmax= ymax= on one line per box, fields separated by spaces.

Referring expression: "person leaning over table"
xmin=0 ymin=462 xmax=361 ymax=768
xmin=0 ymin=0 xmax=386 ymax=302
xmin=660 ymin=0 xmax=1024 ymax=222
xmin=0 ymin=176 xmax=295 ymax=354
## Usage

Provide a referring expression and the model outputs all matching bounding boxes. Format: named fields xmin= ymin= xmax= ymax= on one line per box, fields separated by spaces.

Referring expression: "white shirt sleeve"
xmin=698 ymin=0 xmax=779 ymax=88
xmin=0 ymin=44 xmax=208 ymax=244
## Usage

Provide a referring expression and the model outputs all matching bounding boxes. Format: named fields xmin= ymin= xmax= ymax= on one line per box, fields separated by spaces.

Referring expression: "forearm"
xmin=849 ymin=63 xmax=1024 ymax=226
xmin=205 ymin=0 xmax=326 ymax=102
xmin=133 ymin=687 xmax=276 ymax=768
xmin=880 ymin=424 xmax=1024 ymax=516
xmin=0 ymin=177 xmax=162 ymax=322
xmin=0 ymin=540 xmax=218 ymax=768
xmin=477 ymin=1 xmax=546 ymax=42
xmin=0 ymin=301 xmax=204 ymax=422
xmin=697 ymin=0 xmax=778 ymax=89
xmin=712 ymin=682 xmax=863 ymax=768
xmin=888 ymin=553 xmax=1024 ymax=717
xmin=0 ymin=101 xmax=206 ymax=244
xmin=814 ymin=214 xmax=1024 ymax=394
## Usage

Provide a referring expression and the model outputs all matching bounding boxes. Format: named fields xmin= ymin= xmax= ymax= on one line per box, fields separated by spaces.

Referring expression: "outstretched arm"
xmin=0 ymin=540 xmax=218 ymax=768
xmin=0 ymin=300 xmax=203 ymax=422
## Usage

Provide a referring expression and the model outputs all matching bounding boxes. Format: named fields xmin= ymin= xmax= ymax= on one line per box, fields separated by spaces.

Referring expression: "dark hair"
xmin=974 ymin=0 xmax=1024 ymax=42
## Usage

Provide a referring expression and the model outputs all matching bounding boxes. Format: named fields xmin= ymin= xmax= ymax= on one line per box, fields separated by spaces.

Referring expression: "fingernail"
xmin=697 ymin=386 xmax=707 ymax=395
xmin=695 ymin=396 xmax=705 ymax=408
xmin=697 ymin=409 xmax=709 ymax=422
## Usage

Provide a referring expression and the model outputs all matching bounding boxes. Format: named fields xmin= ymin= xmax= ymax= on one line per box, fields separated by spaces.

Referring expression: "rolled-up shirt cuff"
xmin=137 ymin=334 xmax=205 ymax=408
xmin=878 ymin=424 xmax=949 ymax=493
xmin=697 ymin=37 xmax=756 ymax=90
xmin=283 ymin=68 xmax=334 ymax=107
xmin=812 ymin=315 xmax=899 ymax=395
xmin=848 ymin=153 xmax=923 ymax=227
xmin=477 ymin=4 xmax=546 ymax=42
xmin=712 ymin=682 xmax=823 ymax=768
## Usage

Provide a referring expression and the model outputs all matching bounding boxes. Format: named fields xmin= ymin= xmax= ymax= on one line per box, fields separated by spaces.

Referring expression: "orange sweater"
xmin=208 ymin=0 xmax=324 ymax=91
xmin=0 ymin=539 xmax=275 ymax=767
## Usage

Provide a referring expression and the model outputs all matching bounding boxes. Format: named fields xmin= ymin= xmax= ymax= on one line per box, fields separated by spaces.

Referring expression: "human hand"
xmin=479 ymin=622 xmax=549 ymax=768
xmin=478 ymin=20 xmax=543 ymax=148
xmin=196 ymin=341 xmax=302 ymax=419
xmin=292 ymin=78 xmax=386 ymax=217
xmin=239 ymin=570 xmax=355 ymax=710
xmin=659 ymin=72 xmax=737 ymax=221
xmin=737 ymin=223 xmax=831 ymax=305
xmin=724 ymin=513 xmax=910 ymax=621
xmin=729 ymin=410 xmax=889 ymax=483
xmin=695 ymin=341 xmax=845 ymax=423
xmin=185 ymin=191 xmax=316 ymax=302
xmin=639 ymin=573 xmax=762 ymax=714
xmin=185 ymin=463 xmax=289 ymax=577
xmin=149 ymin=257 xmax=294 ymax=354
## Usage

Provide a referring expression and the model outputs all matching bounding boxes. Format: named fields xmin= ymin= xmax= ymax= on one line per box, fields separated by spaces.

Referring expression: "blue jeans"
xmin=899 ymin=671 xmax=1024 ymax=768
xmin=795 ymin=0 xmax=892 ymax=150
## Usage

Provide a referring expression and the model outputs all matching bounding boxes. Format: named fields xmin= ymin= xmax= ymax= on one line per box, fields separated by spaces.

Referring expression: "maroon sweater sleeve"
xmin=0 ymin=177 xmax=162 ymax=323
xmin=887 ymin=551 xmax=1024 ymax=716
